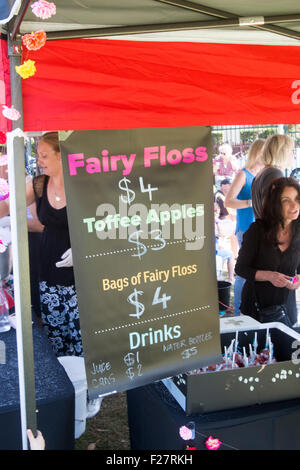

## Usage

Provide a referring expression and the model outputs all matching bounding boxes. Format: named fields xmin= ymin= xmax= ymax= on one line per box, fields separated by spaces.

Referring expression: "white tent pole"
xmin=7 ymin=38 xmax=37 ymax=450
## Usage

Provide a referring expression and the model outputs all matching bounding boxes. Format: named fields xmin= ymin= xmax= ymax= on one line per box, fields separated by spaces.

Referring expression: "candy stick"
xmin=224 ymin=346 xmax=228 ymax=365
xmin=235 ymin=331 xmax=239 ymax=353
xmin=243 ymin=347 xmax=248 ymax=367
xmin=268 ymin=338 xmax=274 ymax=364
xmin=253 ymin=332 xmax=258 ymax=355
xmin=265 ymin=328 xmax=269 ymax=348
xmin=227 ymin=339 xmax=235 ymax=357
xmin=249 ymin=343 xmax=253 ymax=359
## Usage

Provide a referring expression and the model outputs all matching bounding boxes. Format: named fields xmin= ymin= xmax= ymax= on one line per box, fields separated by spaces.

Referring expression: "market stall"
xmin=1 ymin=0 xmax=300 ymax=451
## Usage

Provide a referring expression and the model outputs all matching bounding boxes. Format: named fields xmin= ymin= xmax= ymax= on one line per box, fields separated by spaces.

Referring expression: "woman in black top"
xmin=34 ymin=132 xmax=82 ymax=356
xmin=235 ymin=177 xmax=300 ymax=325
xmin=0 ymin=132 xmax=82 ymax=356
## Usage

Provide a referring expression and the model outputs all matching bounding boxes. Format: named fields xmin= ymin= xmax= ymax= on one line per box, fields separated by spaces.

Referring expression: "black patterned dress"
xmin=33 ymin=175 xmax=83 ymax=357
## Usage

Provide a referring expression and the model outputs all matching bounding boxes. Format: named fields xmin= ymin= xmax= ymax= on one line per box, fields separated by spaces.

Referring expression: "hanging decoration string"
xmin=2 ymin=1 xmax=56 ymax=122
xmin=0 ymin=2 xmax=56 ymax=247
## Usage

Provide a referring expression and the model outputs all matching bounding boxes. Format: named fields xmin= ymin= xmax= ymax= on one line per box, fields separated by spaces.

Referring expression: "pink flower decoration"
xmin=2 ymin=105 xmax=20 ymax=121
xmin=0 ymin=178 xmax=9 ymax=201
xmin=31 ymin=0 xmax=56 ymax=19
xmin=205 ymin=436 xmax=221 ymax=450
xmin=179 ymin=425 xmax=193 ymax=441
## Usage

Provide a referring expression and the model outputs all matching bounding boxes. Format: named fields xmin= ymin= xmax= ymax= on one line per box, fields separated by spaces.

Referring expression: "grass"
xmin=75 ymin=392 xmax=130 ymax=450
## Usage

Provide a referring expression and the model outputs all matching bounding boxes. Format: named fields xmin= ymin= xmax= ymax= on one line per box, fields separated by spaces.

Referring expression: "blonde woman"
xmin=251 ymin=134 xmax=295 ymax=220
xmin=225 ymin=138 xmax=265 ymax=315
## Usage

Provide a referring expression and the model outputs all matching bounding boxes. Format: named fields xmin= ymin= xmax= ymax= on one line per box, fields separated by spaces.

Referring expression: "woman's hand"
xmin=256 ymin=270 xmax=292 ymax=288
xmin=268 ymin=272 xmax=292 ymax=288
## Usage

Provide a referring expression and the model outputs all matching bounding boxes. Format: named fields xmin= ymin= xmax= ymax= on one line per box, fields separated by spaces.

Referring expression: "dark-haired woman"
xmin=235 ymin=177 xmax=300 ymax=325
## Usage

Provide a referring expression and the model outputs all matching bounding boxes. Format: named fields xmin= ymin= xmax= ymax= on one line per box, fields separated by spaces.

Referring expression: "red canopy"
xmin=2 ymin=37 xmax=300 ymax=131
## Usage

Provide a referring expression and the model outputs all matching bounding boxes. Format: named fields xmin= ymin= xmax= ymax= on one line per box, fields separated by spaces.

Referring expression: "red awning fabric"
xmin=0 ymin=38 xmax=11 ymax=132
xmin=12 ymin=38 xmax=300 ymax=131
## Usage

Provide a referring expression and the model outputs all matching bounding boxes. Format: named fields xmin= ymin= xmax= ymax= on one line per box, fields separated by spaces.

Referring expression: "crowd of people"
xmin=214 ymin=134 xmax=300 ymax=326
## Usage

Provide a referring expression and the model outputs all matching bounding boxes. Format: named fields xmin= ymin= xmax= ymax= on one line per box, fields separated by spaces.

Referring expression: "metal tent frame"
xmin=2 ymin=0 xmax=300 ymax=450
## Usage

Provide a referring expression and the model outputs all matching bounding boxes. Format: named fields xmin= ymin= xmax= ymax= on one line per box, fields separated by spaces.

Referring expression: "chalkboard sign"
xmin=59 ymin=127 xmax=221 ymax=398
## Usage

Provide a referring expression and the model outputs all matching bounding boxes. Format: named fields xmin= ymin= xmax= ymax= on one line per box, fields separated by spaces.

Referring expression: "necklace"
xmin=50 ymin=177 xmax=63 ymax=202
